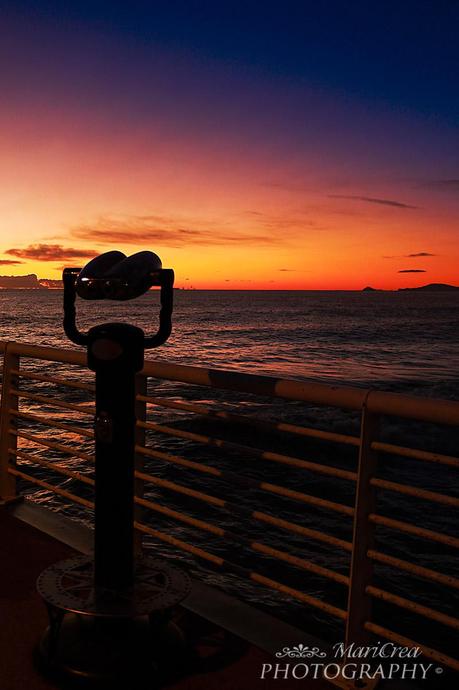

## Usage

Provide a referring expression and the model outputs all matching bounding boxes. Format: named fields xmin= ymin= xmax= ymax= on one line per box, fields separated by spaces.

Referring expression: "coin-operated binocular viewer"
xmin=36 ymin=251 xmax=191 ymax=687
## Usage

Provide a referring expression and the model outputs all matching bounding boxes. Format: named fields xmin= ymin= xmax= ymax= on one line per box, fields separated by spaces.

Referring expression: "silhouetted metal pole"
xmin=88 ymin=323 xmax=144 ymax=590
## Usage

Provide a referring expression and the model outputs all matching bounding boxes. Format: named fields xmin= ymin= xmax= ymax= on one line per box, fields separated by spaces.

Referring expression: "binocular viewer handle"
xmin=63 ymin=251 xmax=174 ymax=349
xmin=145 ymin=268 xmax=174 ymax=348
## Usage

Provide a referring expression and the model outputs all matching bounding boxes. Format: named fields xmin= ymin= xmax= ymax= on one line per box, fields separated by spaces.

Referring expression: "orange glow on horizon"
xmin=1 ymin=65 xmax=458 ymax=290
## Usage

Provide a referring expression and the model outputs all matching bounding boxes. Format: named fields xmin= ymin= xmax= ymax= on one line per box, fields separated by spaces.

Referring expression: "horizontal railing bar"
xmin=364 ymin=622 xmax=459 ymax=672
xmin=8 ymin=467 xmax=93 ymax=509
xmin=11 ymin=448 xmax=94 ymax=486
xmin=137 ymin=444 xmax=220 ymax=477
xmin=366 ymin=390 xmax=459 ymax=427
xmin=369 ymin=513 xmax=459 ymax=549
xmin=139 ymin=395 xmax=361 ymax=447
xmin=140 ymin=360 xmax=368 ymax=410
xmin=136 ymin=445 xmax=354 ymax=516
xmin=12 ymin=369 xmax=95 ymax=392
xmin=134 ymin=465 xmax=351 ymax=551
xmin=13 ymin=429 xmax=94 ymax=463
xmin=136 ymin=496 xmax=225 ymax=535
xmin=136 ymin=496 xmax=349 ymax=585
xmin=368 ymin=550 xmax=459 ymax=590
xmin=253 ymin=512 xmax=352 ymax=552
xmin=366 ymin=585 xmax=459 ymax=630
xmin=138 ymin=420 xmax=357 ymax=482
xmin=10 ymin=389 xmax=94 ymax=415
xmin=250 ymin=573 xmax=347 ymax=620
xmin=136 ymin=520 xmax=223 ymax=564
xmin=371 ymin=477 xmax=459 ymax=508
xmin=263 ymin=482 xmax=354 ymax=515
xmin=134 ymin=520 xmax=347 ymax=619
xmin=373 ymin=440 xmax=459 ymax=469
xmin=136 ymin=469 xmax=224 ymax=506
xmin=251 ymin=543 xmax=349 ymax=586
xmin=11 ymin=409 xmax=93 ymax=439
xmin=4 ymin=342 xmax=87 ymax=366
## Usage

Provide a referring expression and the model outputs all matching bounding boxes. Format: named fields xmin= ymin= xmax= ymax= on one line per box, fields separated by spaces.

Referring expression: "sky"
xmin=0 ymin=1 xmax=458 ymax=289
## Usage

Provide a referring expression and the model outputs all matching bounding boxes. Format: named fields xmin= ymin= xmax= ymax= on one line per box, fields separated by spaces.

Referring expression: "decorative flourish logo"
xmin=275 ymin=644 xmax=327 ymax=659
xmin=262 ymin=643 xmax=441 ymax=682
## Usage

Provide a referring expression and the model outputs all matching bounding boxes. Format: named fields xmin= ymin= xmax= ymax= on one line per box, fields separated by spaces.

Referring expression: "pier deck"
xmin=0 ymin=507 xmax=331 ymax=690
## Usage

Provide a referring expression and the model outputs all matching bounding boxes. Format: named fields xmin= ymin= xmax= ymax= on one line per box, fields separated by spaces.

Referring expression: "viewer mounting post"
xmin=62 ymin=251 xmax=174 ymax=591
xmin=36 ymin=251 xmax=190 ymax=688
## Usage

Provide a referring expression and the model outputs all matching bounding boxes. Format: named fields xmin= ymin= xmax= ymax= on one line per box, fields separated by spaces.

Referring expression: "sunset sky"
xmin=1 ymin=1 xmax=458 ymax=289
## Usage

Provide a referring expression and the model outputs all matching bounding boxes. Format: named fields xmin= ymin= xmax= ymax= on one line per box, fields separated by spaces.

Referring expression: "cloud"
xmin=0 ymin=259 xmax=23 ymax=265
xmin=70 ymin=214 xmax=289 ymax=248
xmin=6 ymin=244 xmax=97 ymax=262
xmin=383 ymin=252 xmax=436 ymax=259
xmin=420 ymin=179 xmax=459 ymax=190
xmin=243 ymin=211 xmax=329 ymax=232
xmin=398 ymin=269 xmax=426 ymax=273
xmin=328 ymin=194 xmax=418 ymax=209
xmin=278 ymin=268 xmax=310 ymax=272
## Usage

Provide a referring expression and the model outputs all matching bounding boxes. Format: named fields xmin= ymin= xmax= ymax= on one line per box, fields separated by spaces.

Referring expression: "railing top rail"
xmin=0 ymin=341 xmax=86 ymax=366
xmin=366 ymin=389 xmax=459 ymax=426
xmin=141 ymin=360 xmax=459 ymax=424
xmin=141 ymin=359 xmax=368 ymax=410
xmin=2 ymin=340 xmax=459 ymax=424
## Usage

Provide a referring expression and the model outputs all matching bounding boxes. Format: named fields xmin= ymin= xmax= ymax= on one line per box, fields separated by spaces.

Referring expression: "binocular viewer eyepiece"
xmin=63 ymin=250 xmax=174 ymax=349
xmin=71 ymin=250 xmax=164 ymax=301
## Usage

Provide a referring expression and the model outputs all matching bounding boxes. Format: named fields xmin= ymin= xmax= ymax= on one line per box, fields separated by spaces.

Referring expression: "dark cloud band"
xmin=6 ymin=244 xmax=97 ymax=262
xmin=329 ymin=194 xmax=417 ymax=209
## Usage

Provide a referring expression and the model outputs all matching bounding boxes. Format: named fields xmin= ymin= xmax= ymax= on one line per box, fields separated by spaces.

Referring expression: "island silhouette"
xmin=363 ymin=283 xmax=459 ymax=292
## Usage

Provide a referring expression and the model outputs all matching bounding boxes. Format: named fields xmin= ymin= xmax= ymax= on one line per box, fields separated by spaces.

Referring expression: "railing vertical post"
xmin=0 ymin=344 xmax=19 ymax=500
xmin=134 ymin=372 xmax=147 ymax=554
xmin=346 ymin=394 xmax=380 ymax=648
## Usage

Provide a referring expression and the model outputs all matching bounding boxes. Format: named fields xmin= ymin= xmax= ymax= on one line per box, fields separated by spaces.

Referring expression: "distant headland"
xmin=398 ymin=283 xmax=459 ymax=292
xmin=0 ymin=274 xmax=62 ymax=289
xmin=363 ymin=283 xmax=459 ymax=292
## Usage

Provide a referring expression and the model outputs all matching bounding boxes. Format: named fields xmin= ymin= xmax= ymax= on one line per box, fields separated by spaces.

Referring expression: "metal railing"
xmin=1 ymin=340 xmax=458 ymax=674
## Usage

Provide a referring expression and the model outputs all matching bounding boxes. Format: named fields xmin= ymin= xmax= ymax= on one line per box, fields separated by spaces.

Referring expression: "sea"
xmin=1 ymin=288 xmax=459 ymax=394
xmin=1 ymin=289 xmax=458 ymax=646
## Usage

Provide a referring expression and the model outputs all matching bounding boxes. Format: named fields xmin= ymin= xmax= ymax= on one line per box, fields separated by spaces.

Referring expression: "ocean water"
xmin=1 ymin=289 xmax=458 ymax=645
xmin=1 ymin=288 xmax=459 ymax=395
